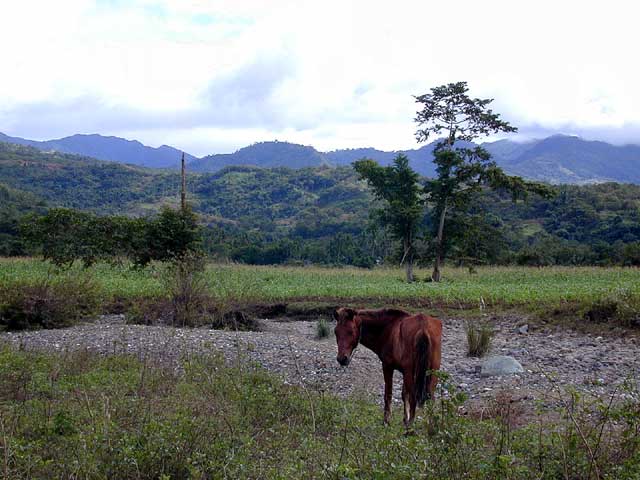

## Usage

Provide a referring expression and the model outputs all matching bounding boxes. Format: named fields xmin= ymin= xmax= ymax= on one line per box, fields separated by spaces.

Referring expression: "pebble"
xmin=0 ymin=314 xmax=638 ymax=409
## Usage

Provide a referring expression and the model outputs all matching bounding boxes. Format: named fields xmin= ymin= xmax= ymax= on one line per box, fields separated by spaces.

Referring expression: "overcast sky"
xmin=1 ymin=0 xmax=638 ymax=156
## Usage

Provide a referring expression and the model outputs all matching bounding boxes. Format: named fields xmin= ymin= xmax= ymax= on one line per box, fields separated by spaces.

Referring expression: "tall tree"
xmin=354 ymin=154 xmax=423 ymax=282
xmin=415 ymin=82 xmax=552 ymax=281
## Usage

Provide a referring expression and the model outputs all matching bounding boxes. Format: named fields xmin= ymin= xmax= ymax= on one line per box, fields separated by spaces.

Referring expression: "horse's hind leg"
xmin=402 ymin=374 xmax=416 ymax=429
xmin=427 ymin=373 xmax=438 ymax=401
xmin=383 ymin=365 xmax=394 ymax=425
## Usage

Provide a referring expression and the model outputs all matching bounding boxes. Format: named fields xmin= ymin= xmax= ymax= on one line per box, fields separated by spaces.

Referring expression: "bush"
xmin=465 ymin=319 xmax=494 ymax=357
xmin=315 ymin=317 xmax=331 ymax=339
xmin=0 ymin=273 xmax=100 ymax=330
xmin=164 ymin=252 xmax=208 ymax=327
xmin=127 ymin=297 xmax=261 ymax=330
xmin=21 ymin=205 xmax=202 ymax=268
xmin=585 ymin=288 xmax=640 ymax=327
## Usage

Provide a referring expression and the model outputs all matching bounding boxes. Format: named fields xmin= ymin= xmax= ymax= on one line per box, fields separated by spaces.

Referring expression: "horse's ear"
xmin=332 ymin=309 xmax=339 ymax=321
xmin=349 ymin=308 xmax=362 ymax=328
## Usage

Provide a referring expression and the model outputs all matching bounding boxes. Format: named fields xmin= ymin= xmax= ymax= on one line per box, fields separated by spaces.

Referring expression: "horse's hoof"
xmin=404 ymin=429 xmax=417 ymax=437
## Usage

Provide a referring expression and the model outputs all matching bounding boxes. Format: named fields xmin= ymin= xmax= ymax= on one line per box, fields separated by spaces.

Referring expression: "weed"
xmin=315 ymin=317 xmax=331 ymax=339
xmin=465 ymin=319 xmax=494 ymax=357
xmin=163 ymin=251 xmax=208 ymax=327
xmin=585 ymin=288 xmax=640 ymax=327
xmin=0 ymin=272 xmax=99 ymax=330
xmin=0 ymin=345 xmax=639 ymax=478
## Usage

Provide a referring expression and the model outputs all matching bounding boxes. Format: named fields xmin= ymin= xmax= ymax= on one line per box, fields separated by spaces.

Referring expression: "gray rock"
xmin=517 ymin=324 xmax=529 ymax=334
xmin=481 ymin=355 xmax=524 ymax=377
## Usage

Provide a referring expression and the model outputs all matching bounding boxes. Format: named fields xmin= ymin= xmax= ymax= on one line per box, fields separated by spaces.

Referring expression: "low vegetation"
xmin=2 ymin=259 xmax=640 ymax=331
xmin=0 ymin=270 xmax=100 ymax=330
xmin=465 ymin=319 xmax=495 ymax=357
xmin=315 ymin=317 xmax=331 ymax=339
xmin=0 ymin=345 xmax=638 ymax=479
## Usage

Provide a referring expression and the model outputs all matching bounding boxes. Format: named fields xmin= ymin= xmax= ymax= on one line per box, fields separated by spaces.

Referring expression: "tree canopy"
xmin=354 ymin=154 xmax=423 ymax=281
xmin=415 ymin=82 xmax=554 ymax=281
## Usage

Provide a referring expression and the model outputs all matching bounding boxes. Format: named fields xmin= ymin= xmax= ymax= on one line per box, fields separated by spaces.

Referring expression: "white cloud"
xmin=0 ymin=0 xmax=639 ymax=154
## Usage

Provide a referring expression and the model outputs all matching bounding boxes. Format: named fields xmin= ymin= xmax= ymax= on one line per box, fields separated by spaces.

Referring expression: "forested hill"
xmin=1 ymin=141 xmax=640 ymax=265
xmin=191 ymin=141 xmax=330 ymax=172
xmin=0 ymin=183 xmax=47 ymax=255
xmin=0 ymin=142 xmax=180 ymax=214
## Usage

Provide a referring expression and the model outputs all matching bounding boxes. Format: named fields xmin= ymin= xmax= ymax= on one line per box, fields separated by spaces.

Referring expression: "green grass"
xmin=1 ymin=344 xmax=639 ymax=479
xmin=2 ymin=257 xmax=640 ymax=314
xmin=0 ymin=255 xmax=640 ymax=318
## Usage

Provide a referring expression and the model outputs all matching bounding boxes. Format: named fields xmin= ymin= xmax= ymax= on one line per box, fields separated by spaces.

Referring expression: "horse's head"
xmin=333 ymin=307 xmax=361 ymax=366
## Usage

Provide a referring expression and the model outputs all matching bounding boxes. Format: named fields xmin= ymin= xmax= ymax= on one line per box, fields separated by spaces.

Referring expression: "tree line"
xmin=20 ymin=206 xmax=200 ymax=268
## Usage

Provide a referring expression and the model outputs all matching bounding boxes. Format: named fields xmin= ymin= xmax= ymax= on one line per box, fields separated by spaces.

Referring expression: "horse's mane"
xmin=357 ymin=307 xmax=411 ymax=324
xmin=381 ymin=308 xmax=411 ymax=318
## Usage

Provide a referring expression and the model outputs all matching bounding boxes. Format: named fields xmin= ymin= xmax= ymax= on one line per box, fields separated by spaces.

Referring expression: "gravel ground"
xmin=2 ymin=314 xmax=639 ymax=410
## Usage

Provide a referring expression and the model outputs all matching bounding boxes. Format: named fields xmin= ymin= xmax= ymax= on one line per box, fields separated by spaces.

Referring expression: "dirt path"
xmin=2 ymin=315 xmax=639 ymax=410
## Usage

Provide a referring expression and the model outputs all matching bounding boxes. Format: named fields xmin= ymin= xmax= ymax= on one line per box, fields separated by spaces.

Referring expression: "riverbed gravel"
xmin=2 ymin=313 xmax=639 ymax=411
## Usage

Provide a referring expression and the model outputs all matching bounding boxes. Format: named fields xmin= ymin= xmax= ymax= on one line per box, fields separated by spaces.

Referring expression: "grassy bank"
xmin=0 ymin=344 xmax=638 ymax=479
xmin=2 ymin=257 xmax=640 ymax=313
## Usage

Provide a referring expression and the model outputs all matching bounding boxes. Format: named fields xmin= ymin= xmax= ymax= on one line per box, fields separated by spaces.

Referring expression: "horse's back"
xmin=399 ymin=313 xmax=441 ymax=338
xmin=400 ymin=313 xmax=442 ymax=368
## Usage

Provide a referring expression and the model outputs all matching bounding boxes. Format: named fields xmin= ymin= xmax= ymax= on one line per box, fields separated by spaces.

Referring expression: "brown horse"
xmin=333 ymin=307 xmax=442 ymax=427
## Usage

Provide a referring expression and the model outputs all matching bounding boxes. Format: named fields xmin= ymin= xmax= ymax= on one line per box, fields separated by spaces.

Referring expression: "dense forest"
xmin=1 ymin=142 xmax=639 ymax=266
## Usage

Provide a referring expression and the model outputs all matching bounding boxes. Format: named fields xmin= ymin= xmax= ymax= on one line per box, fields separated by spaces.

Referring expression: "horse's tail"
xmin=414 ymin=331 xmax=431 ymax=408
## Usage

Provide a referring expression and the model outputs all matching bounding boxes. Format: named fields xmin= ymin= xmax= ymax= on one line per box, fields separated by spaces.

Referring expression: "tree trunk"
xmin=406 ymin=256 xmax=414 ymax=283
xmin=430 ymin=126 xmax=455 ymax=282
xmin=431 ymin=202 xmax=447 ymax=282
xmin=403 ymin=236 xmax=414 ymax=283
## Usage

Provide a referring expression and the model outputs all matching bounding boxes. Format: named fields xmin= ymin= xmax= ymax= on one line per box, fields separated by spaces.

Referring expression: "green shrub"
xmin=0 ymin=273 xmax=100 ymax=330
xmin=465 ymin=319 xmax=494 ymax=357
xmin=585 ymin=288 xmax=640 ymax=327
xmin=163 ymin=252 xmax=208 ymax=327
xmin=315 ymin=317 xmax=331 ymax=339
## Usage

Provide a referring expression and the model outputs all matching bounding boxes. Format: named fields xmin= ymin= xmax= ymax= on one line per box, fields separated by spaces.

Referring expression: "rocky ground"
xmin=2 ymin=314 xmax=639 ymax=415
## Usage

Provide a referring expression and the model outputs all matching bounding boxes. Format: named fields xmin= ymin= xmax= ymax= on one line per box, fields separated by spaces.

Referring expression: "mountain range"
xmin=1 ymin=131 xmax=640 ymax=184
xmin=2 ymin=140 xmax=640 ymax=266
xmin=0 ymin=132 xmax=196 ymax=168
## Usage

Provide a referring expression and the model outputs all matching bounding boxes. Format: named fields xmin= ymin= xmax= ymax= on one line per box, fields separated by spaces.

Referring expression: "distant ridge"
xmin=1 ymin=131 xmax=640 ymax=184
xmin=190 ymin=141 xmax=330 ymax=172
xmin=0 ymin=132 xmax=194 ymax=168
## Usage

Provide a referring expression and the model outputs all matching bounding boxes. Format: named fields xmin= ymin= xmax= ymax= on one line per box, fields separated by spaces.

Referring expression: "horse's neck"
xmin=359 ymin=312 xmax=391 ymax=354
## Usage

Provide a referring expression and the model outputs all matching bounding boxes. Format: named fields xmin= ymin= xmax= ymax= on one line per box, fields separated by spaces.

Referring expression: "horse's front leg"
xmin=383 ymin=364 xmax=394 ymax=425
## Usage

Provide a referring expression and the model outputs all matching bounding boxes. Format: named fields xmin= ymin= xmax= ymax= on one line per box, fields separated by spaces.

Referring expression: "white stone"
xmin=481 ymin=355 xmax=525 ymax=377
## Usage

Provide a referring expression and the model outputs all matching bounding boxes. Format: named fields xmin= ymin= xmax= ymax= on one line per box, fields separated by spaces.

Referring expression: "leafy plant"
xmin=353 ymin=154 xmax=424 ymax=282
xmin=585 ymin=288 xmax=640 ymax=327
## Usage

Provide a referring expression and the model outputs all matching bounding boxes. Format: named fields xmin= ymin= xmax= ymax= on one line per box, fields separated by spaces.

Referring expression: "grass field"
xmin=1 ymin=257 xmax=640 ymax=316
xmin=1 ymin=345 xmax=639 ymax=479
